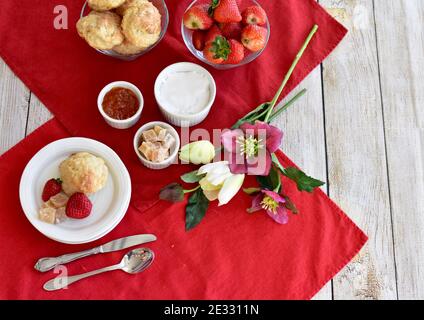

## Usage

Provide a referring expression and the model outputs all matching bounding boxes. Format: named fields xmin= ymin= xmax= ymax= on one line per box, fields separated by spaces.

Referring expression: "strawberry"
xmin=219 ymin=22 xmax=242 ymax=40
xmin=241 ymin=25 xmax=268 ymax=52
xmin=42 ymin=178 xmax=62 ymax=202
xmin=183 ymin=5 xmax=214 ymax=30
xmin=203 ymin=36 xmax=230 ymax=64
xmin=204 ymin=25 xmax=222 ymax=44
xmin=192 ymin=30 xmax=206 ymax=51
xmin=66 ymin=193 xmax=92 ymax=219
xmin=225 ymin=39 xmax=244 ymax=64
xmin=212 ymin=0 xmax=242 ymax=23
xmin=242 ymin=6 xmax=267 ymax=25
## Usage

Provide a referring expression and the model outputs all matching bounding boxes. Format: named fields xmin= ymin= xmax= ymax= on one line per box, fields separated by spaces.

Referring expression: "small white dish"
xmin=133 ymin=121 xmax=180 ymax=170
xmin=154 ymin=62 xmax=216 ymax=127
xmin=98 ymin=81 xmax=144 ymax=129
xmin=19 ymin=138 xmax=131 ymax=244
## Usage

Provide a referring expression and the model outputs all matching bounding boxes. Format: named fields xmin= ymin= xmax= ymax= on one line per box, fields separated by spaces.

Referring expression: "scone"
xmin=88 ymin=0 xmax=126 ymax=11
xmin=121 ymin=3 xmax=161 ymax=49
xmin=77 ymin=11 xmax=124 ymax=50
xmin=113 ymin=39 xmax=146 ymax=55
xmin=59 ymin=152 xmax=109 ymax=195
xmin=115 ymin=0 xmax=149 ymax=16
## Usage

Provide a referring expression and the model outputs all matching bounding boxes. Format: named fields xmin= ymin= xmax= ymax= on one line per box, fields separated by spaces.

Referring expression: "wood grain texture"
xmin=0 ymin=59 xmax=30 ymax=154
xmin=272 ymin=68 xmax=332 ymax=300
xmin=320 ymin=0 xmax=397 ymax=299
xmin=374 ymin=0 xmax=424 ymax=299
xmin=26 ymin=94 xmax=52 ymax=135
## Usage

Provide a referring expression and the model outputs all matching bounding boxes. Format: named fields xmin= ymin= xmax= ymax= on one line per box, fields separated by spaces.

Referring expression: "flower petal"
xmin=198 ymin=161 xmax=228 ymax=175
xmin=199 ymin=177 xmax=222 ymax=191
xmin=240 ymin=121 xmax=283 ymax=153
xmin=266 ymin=206 xmax=289 ymax=224
xmin=262 ymin=190 xmax=285 ymax=204
xmin=228 ymin=152 xmax=248 ymax=174
xmin=218 ymin=174 xmax=245 ymax=206
xmin=203 ymin=189 xmax=220 ymax=201
xmin=246 ymin=151 xmax=272 ymax=176
xmin=221 ymin=129 xmax=243 ymax=154
xmin=247 ymin=193 xmax=264 ymax=213
xmin=264 ymin=124 xmax=283 ymax=153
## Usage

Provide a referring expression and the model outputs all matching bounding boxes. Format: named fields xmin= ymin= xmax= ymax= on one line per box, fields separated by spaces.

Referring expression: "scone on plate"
xmin=121 ymin=2 xmax=161 ymax=49
xmin=59 ymin=152 xmax=109 ymax=196
xmin=77 ymin=11 xmax=124 ymax=50
xmin=88 ymin=0 xmax=126 ymax=11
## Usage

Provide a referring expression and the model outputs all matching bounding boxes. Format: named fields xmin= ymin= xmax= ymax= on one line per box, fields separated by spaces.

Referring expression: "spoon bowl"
xmin=122 ymin=248 xmax=155 ymax=274
xmin=43 ymin=248 xmax=154 ymax=291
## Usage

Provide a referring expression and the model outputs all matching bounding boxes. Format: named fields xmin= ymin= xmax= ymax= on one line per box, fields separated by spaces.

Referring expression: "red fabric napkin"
xmin=0 ymin=0 xmax=367 ymax=299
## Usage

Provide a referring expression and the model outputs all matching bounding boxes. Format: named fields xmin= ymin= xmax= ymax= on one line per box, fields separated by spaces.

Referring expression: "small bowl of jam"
xmin=98 ymin=81 xmax=144 ymax=129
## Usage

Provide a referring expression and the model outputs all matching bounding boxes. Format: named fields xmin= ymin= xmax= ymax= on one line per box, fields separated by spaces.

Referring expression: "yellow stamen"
xmin=261 ymin=195 xmax=278 ymax=214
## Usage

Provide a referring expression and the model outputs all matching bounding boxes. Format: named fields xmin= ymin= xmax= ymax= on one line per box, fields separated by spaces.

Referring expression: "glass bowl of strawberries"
xmin=182 ymin=0 xmax=270 ymax=69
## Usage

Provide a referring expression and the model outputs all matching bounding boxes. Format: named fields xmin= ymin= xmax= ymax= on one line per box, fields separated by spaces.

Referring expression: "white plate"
xmin=19 ymin=138 xmax=131 ymax=244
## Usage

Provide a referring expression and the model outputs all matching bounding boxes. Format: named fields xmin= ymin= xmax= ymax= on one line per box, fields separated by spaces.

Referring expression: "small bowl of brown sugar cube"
xmin=133 ymin=121 xmax=180 ymax=170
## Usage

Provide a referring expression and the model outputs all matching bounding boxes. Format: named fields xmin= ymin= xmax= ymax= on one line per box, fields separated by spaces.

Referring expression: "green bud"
xmin=179 ymin=141 xmax=216 ymax=165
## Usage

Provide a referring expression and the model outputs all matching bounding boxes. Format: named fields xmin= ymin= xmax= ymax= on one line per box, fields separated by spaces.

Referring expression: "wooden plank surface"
xmin=0 ymin=59 xmax=30 ymax=153
xmin=374 ymin=0 xmax=424 ymax=299
xmin=273 ymin=68 xmax=332 ymax=300
xmin=320 ymin=0 xmax=397 ymax=299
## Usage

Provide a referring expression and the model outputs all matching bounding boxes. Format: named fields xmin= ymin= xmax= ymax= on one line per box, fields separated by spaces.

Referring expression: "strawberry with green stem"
xmin=203 ymin=36 xmax=231 ymax=64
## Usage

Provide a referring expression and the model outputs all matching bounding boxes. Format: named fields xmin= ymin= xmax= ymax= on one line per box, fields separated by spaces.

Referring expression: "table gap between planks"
xmin=0 ymin=0 xmax=423 ymax=300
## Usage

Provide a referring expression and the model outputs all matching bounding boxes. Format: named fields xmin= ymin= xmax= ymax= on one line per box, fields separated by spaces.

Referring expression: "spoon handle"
xmin=43 ymin=263 xmax=122 ymax=291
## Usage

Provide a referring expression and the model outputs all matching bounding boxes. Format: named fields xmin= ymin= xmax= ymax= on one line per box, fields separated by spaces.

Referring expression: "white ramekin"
xmin=133 ymin=121 xmax=181 ymax=170
xmin=98 ymin=81 xmax=144 ymax=129
xmin=154 ymin=62 xmax=216 ymax=127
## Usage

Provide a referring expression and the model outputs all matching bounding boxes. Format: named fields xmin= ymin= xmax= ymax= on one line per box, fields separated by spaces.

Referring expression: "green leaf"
xmin=243 ymin=187 xmax=261 ymax=195
xmin=181 ymin=170 xmax=204 ymax=183
xmin=271 ymin=153 xmax=324 ymax=193
xmin=283 ymin=167 xmax=325 ymax=193
xmin=211 ymin=36 xmax=231 ymax=60
xmin=159 ymin=183 xmax=185 ymax=202
xmin=208 ymin=0 xmax=220 ymax=16
xmin=185 ymin=188 xmax=210 ymax=231
xmin=256 ymin=166 xmax=281 ymax=192
xmin=283 ymin=195 xmax=299 ymax=214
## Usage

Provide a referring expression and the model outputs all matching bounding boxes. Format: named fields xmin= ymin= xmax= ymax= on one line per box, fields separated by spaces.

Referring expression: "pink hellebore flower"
xmin=248 ymin=190 xmax=288 ymax=224
xmin=221 ymin=121 xmax=283 ymax=176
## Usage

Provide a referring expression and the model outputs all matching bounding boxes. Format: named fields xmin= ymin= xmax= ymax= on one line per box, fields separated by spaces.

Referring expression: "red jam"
xmin=102 ymin=87 xmax=139 ymax=120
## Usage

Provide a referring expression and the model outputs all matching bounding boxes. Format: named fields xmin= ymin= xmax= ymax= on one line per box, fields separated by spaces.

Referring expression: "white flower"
xmin=198 ymin=161 xmax=245 ymax=206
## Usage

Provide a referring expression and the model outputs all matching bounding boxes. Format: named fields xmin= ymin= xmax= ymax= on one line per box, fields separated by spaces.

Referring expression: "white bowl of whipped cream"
xmin=154 ymin=62 xmax=216 ymax=127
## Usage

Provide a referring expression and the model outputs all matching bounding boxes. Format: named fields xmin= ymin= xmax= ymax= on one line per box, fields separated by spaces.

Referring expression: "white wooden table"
xmin=1 ymin=0 xmax=423 ymax=299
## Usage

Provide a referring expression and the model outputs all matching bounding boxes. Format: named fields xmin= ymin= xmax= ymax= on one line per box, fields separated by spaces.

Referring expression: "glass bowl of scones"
xmin=78 ymin=0 xmax=169 ymax=61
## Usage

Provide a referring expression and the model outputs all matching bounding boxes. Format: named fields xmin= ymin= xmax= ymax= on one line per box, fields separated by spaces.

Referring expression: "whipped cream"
xmin=157 ymin=70 xmax=211 ymax=115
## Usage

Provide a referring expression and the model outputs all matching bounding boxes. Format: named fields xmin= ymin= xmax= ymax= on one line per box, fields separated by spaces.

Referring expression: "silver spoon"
xmin=43 ymin=248 xmax=154 ymax=291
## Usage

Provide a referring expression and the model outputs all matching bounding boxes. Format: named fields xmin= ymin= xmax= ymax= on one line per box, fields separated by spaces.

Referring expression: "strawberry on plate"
xmin=212 ymin=0 xmax=242 ymax=23
xmin=192 ymin=30 xmax=206 ymax=50
xmin=204 ymin=24 xmax=223 ymax=44
xmin=42 ymin=178 xmax=62 ymax=202
xmin=242 ymin=5 xmax=268 ymax=25
xmin=66 ymin=192 xmax=93 ymax=219
xmin=203 ymin=36 xmax=231 ymax=64
xmin=219 ymin=22 xmax=243 ymax=40
xmin=225 ymin=39 xmax=244 ymax=64
xmin=241 ymin=24 xmax=268 ymax=52
xmin=183 ymin=5 xmax=214 ymax=30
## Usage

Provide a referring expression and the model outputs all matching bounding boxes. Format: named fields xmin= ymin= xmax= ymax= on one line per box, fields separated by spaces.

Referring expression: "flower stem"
xmin=183 ymin=185 xmax=201 ymax=194
xmin=264 ymin=24 xmax=319 ymax=123
xmin=268 ymin=89 xmax=307 ymax=122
